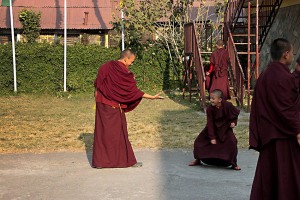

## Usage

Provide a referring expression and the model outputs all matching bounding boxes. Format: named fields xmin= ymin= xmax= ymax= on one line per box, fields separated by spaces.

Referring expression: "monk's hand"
xmin=153 ymin=92 xmax=164 ymax=99
xmin=295 ymin=63 xmax=300 ymax=73
xmin=297 ymin=133 xmax=300 ymax=145
xmin=94 ymin=90 xmax=98 ymax=101
xmin=210 ymin=139 xmax=217 ymax=145
xmin=230 ymin=122 xmax=236 ymax=128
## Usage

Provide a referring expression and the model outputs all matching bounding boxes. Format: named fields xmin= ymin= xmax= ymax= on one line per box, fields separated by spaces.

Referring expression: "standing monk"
xmin=249 ymin=38 xmax=300 ymax=200
xmin=92 ymin=49 xmax=163 ymax=168
xmin=208 ymin=40 xmax=231 ymax=100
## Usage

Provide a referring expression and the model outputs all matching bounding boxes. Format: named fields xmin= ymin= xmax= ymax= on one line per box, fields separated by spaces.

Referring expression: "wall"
xmin=281 ymin=0 xmax=300 ymax=8
xmin=259 ymin=4 xmax=300 ymax=71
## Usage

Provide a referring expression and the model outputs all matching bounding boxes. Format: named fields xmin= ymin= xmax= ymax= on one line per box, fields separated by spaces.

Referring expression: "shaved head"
xmin=216 ymin=40 xmax=224 ymax=47
xmin=120 ymin=49 xmax=135 ymax=59
xmin=270 ymin=38 xmax=292 ymax=61
xmin=211 ymin=89 xmax=223 ymax=99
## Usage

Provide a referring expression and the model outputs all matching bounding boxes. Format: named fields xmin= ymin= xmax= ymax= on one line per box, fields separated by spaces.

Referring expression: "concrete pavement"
xmin=0 ymin=149 xmax=258 ymax=200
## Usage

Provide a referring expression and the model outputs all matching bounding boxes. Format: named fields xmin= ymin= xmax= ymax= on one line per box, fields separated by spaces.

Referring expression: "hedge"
xmin=0 ymin=43 xmax=179 ymax=94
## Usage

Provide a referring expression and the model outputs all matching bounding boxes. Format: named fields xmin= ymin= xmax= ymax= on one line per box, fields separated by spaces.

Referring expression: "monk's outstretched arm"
xmin=143 ymin=93 xmax=164 ymax=100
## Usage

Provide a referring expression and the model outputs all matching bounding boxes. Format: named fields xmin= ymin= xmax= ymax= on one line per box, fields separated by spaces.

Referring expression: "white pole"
xmin=121 ymin=9 xmax=125 ymax=51
xmin=63 ymin=0 xmax=67 ymax=92
xmin=9 ymin=0 xmax=17 ymax=92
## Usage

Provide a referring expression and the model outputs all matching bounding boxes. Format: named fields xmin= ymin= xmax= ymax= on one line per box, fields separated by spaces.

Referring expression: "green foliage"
xmin=18 ymin=9 xmax=42 ymax=43
xmin=131 ymin=45 xmax=172 ymax=91
xmin=0 ymin=43 xmax=179 ymax=94
xmin=112 ymin=0 xmax=214 ymax=85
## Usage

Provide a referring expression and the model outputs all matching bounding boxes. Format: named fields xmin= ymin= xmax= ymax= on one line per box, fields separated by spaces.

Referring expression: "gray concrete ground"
xmin=0 ymin=149 xmax=258 ymax=200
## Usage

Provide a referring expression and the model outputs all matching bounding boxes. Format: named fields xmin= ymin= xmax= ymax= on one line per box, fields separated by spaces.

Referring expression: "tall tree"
xmin=113 ymin=0 xmax=226 ymax=76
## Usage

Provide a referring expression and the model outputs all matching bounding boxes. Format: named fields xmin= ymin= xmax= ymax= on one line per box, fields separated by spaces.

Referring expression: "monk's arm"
xmin=230 ymin=118 xmax=238 ymax=127
xmin=206 ymin=108 xmax=216 ymax=141
xmin=273 ymin=80 xmax=300 ymax=136
xmin=228 ymin=103 xmax=240 ymax=128
xmin=142 ymin=93 xmax=164 ymax=100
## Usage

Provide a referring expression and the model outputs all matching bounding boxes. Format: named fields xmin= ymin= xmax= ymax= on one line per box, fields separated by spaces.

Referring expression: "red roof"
xmin=0 ymin=0 xmax=120 ymax=30
xmin=0 ymin=0 xmax=221 ymax=30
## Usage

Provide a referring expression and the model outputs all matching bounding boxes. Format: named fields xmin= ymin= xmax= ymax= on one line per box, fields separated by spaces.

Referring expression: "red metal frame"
xmin=183 ymin=22 xmax=206 ymax=112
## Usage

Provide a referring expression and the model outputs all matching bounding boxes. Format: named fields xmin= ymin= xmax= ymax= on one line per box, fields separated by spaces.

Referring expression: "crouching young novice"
xmin=189 ymin=89 xmax=241 ymax=170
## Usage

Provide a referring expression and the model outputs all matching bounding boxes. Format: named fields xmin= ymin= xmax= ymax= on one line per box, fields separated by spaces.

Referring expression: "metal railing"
xmin=258 ymin=0 xmax=283 ymax=48
xmin=224 ymin=0 xmax=246 ymax=107
xmin=225 ymin=22 xmax=246 ymax=107
xmin=183 ymin=22 xmax=206 ymax=112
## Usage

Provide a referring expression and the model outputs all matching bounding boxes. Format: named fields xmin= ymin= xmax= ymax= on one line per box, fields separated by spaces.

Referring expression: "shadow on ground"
xmin=79 ymin=133 xmax=93 ymax=166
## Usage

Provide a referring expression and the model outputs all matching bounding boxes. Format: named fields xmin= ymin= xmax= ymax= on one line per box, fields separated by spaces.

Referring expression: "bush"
xmin=0 ymin=43 xmax=179 ymax=94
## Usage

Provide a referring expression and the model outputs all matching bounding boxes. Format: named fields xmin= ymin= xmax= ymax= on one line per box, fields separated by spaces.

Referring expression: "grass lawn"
xmin=0 ymin=92 xmax=250 ymax=153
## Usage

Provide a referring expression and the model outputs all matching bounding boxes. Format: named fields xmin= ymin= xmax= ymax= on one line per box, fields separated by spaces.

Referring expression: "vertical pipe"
xmin=247 ymin=0 xmax=251 ymax=111
xmin=256 ymin=0 xmax=259 ymax=78
xmin=63 ymin=0 xmax=67 ymax=92
xmin=121 ymin=10 xmax=125 ymax=51
xmin=9 ymin=0 xmax=17 ymax=92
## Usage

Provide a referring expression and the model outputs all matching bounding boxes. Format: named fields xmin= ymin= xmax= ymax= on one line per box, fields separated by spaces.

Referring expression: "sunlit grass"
xmin=0 ymin=92 xmax=250 ymax=153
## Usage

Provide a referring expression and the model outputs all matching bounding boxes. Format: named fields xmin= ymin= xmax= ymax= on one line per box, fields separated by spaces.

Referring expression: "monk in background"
xmin=189 ymin=89 xmax=241 ymax=170
xmin=92 ymin=49 xmax=163 ymax=168
xmin=249 ymin=38 xmax=300 ymax=200
xmin=207 ymin=40 xmax=231 ymax=100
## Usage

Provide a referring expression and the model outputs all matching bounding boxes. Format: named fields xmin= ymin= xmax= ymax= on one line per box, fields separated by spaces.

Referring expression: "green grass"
xmin=0 ymin=92 xmax=250 ymax=153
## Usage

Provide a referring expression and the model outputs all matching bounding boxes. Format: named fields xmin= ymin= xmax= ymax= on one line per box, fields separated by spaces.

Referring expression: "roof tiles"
xmin=0 ymin=0 xmax=119 ymax=29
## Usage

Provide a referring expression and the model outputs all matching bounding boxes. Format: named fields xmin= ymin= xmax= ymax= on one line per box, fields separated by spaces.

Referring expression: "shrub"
xmin=0 ymin=43 xmax=179 ymax=94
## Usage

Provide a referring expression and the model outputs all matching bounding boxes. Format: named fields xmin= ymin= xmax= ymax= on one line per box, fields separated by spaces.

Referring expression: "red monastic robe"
xmin=193 ymin=101 xmax=240 ymax=167
xmin=92 ymin=60 xmax=144 ymax=168
xmin=249 ymin=61 xmax=300 ymax=200
xmin=209 ymin=48 xmax=231 ymax=100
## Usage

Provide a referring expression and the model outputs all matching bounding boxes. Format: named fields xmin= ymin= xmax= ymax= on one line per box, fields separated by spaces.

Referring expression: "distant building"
xmin=0 ymin=0 xmax=224 ymax=47
xmin=0 ymin=0 xmax=121 ymax=46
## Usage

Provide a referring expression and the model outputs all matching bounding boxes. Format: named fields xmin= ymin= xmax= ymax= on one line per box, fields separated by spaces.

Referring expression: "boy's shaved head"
xmin=216 ymin=40 xmax=224 ymax=47
xmin=211 ymin=89 xmax=223 ymax=99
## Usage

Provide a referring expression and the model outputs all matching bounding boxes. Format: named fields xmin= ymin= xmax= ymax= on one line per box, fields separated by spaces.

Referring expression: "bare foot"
xmin=188 ymin=160 xmax=202 ymax=166
xmin=210 ymin=139 xmax=217 ymax=144
xmin=231 ymin=165 xmax=241 ymax=170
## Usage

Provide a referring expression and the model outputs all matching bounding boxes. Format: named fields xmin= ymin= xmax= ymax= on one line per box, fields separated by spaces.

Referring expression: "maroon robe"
xmin=292 ymin=70 xmax=300 ymax=89
xmin=92 ymin=60 xmax=144 ymax=168
xmin=209 ymin=48 xmax=231 ymax=100
xmin=249 ymin=61 xmax=300 ymax=200
xmin=204 ymin=63 xmax=212 ymax=91
xmin=193 ymin=101 xmax=240 ymax=167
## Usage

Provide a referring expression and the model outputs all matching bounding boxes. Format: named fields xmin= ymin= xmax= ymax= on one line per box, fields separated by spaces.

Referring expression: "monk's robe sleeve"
xmin=95 ymin=61 xmax=144 ymax=112
xmin=227 ymin=103 xmax=240 ymax=126
xmin=206 ymin=107 xmax=216 ymax=140
xmin=292 ymin=71 xmax=300 ymax=90
xmin=268 ymin=75 xmax=300 ymax=135
xmin=210 ymin=51 xmax=216 ymax=68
